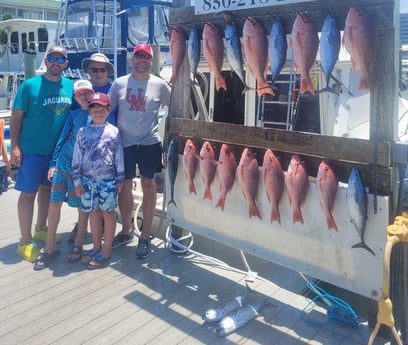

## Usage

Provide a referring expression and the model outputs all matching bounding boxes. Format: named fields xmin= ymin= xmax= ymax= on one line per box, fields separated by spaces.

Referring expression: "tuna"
xmin=262 ymin=149 xmax=284 ymax=225
xmin=183 ymin=139 xmax=198 ymax=195
xmin=203 ymin=294 xmax=245 ymax=323
xmin=316 ymin=160 xmax=338 ymax=231
xmin=319 ymin=14 xmax=341 ymax=92
xmin=346 ymin=168 xmax=375 ymax=256
xmin=343 ymin=6 xmax=376 ymax=92
xmin=169 ymin=26 xmax=186 ymax=86
xmin=188 ymin=27 xmax=201 ymax=83
xmin=291 ymin=14 xmax=319 ymax=95
xmin=167 ymin=138 xmax=179 ymax=207
xmin=216 ymin=143 xmax=237 ymax=211
xmin=237 ymin=147 xmax=261 ymax=219
xmin=268 ymin=19 xmax=288 ymax=84
xmin=224 ymin=23 xmax=249 ymax=92
xmin=199 ymin=141 xmax=217 ymax=201
xmin=243 ymin=17 xmax=275 ymax=97
xmin=286 ymin=154 xmax=309 ymax=224
xmin=202 ymin=22 xmax=227 ymax=92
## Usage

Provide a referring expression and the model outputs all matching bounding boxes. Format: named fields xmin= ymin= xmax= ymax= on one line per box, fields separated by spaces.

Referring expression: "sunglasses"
xmin=134 ymin=53 xmax=151 ymax=60
xmin=47 ymin=55 xmax=67 ymax=64
xmin=89 ymin=68 xmax=108 ymax=73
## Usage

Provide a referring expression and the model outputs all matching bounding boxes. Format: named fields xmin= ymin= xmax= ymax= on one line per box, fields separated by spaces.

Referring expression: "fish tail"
xmin=271 ymin=207 xmax=281 ymax=225
xmin=203 ymin=187 xmax=213 ymax=201
xmin=300 ymin=76 xmax=315 ymax=95
xmin=168 ymin=199 xmax=177 ymax=208
xmin=358 ymin=74 xmax=373 ymax=92
xmin=215 ymin=196 xmax=226 ymax=211
xmin=256 ymin=84 xmax=275 ymax=97
xmin=169 ymin=74 xmax=177 ymax=86
xmin=215 ymin=77 xmax=227 ymax=92
xmin=189 ymin=181 xmax=197 ymax=195
xmin=351 ymin=241 xmax=375 ymax=256
xmin=326 ymin=213 xmax=338 ymax=231
xmin=293 ymin=207 xmax=304 ymax=224
xmin=249 ymin=203 xmax=262 ymax=220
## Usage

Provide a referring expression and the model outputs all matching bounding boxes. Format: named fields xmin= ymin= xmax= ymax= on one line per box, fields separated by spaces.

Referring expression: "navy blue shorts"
xmin=123 ymin=143 xmax=162 ymax=180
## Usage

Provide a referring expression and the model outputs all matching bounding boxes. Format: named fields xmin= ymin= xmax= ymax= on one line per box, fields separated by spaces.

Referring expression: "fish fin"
xmin=249 ymin=203 xmax=262 ymax=220
xmin=326 ymin=212 xmax=338 ymax=231
xmin=271 ymin=206 xmax=281 ymax=225
xmin=215 ymin=197 xmax=225 ymax=211
xmin=203 ymin=188 xmax=213 ymax=201
xmin=189 ymin=181 xmax=197 ymax=195
xmin=293 ymin=207 xmax=304 ymax=224
xmin=300 ymin=76 xmax=315 ymax=95
xmin=168 ymin=199 xmax=177 ymax=208
xmin=351 ymin=241 xmax=375 ymax=256
xmin=256 ymin=85 xmax=275 ymax=97
xmin=169 ymin=74 xmax=176 ymax=87
xmin=215 ymin=77 xmax=227 ymax=92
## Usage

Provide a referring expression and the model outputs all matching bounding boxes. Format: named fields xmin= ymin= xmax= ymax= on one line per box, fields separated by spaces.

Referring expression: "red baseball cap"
xmin=89 ymin=92 xmax=110 ymax=107
xmin=133 ymin=43 xmax=153 ymax=57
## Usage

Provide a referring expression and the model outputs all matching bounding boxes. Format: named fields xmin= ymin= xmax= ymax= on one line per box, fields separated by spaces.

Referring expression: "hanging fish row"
xmin=167 ymin=138 xmax=375 ymax=256
xmin=169 ymin=6 xmax=375 ymax=95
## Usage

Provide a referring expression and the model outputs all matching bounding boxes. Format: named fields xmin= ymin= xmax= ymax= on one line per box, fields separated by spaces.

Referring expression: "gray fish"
xmin=167 ymin=138 xmax=178 ymax=207
xmin=224 ymin=23 xmax=249 ymax=92
xmin=319 ymin=14 xmax=340 ymax=92
xmin=268 ymin=19 xmax=287 ymax=84
xmin=188 ymin=27 xmax=200 ymax=82
xmin=216 ymin=303 xmax=265 ymax=336
xmin=203 ymin=294 xmax=245 ymax=322
xmin=346 ymin=168 xmax=375 ymax=256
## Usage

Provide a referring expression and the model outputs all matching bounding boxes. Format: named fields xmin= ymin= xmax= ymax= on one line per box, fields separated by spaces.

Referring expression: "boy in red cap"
xmin=72 ymin=93 xmax=124 ymax=269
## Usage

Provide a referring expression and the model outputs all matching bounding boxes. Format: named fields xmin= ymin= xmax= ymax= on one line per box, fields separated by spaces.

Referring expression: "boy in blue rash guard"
xmin=33 ymin=80 xmax=94 ymax=270
xmin=72 ymin=93 xmax=124 ymax=269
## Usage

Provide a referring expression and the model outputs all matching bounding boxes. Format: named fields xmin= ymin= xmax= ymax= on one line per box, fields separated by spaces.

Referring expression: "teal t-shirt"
xmin=13 ymin=74 xmax=73 ymax=155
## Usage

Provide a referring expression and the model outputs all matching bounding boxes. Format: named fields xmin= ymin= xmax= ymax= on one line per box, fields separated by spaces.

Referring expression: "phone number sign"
xmin=195 ymin=0 xmax=316 ymax=14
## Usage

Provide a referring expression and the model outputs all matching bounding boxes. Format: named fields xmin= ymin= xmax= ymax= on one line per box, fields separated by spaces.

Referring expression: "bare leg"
xmin=89 ymin=210 xmax=103 ymax=251
xmin=44 ymin=201 xmax=62 ymax=253
xmin=100 ymin=210 xmax=116 ymax=258
xmin=118 ymin=179 xmax=133 ymax=234
xmin=18 ymin=192 xmax=36 ymax=244
xmin=35 ymin=185 xmax=50 ymax=230
xmin=74 ymin=208 xmax=89 ymax=247
xmin=140 ymin=176 xmax=156 ymax=239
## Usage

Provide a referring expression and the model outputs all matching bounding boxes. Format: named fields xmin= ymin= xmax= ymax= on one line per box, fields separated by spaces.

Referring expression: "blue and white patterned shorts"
xmin=50 ymin=160 xmax=80 ymax=208
xmin=80 ymin=176 xmax=117 ymax=212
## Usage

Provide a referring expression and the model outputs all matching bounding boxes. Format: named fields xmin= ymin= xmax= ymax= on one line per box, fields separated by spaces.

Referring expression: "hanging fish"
xmin=346 ymin=168 xmax=375 ymax=256
xmin=216 ymin=303 xmax=268 ymax=336
xmin=290 ymin=14 xmax=319 ymax=95
xmin=199 ymin=141 xmax=217 ymax=201
xmin=202 ymin=22 xmax=227 ymax=92
xmin=224 ymin=23 xmax=250 ymax=92
xmin=316 ymin=160 xmax=338 ymax=231
xmin=262 ymin=149 xmax=284 ymax=225
xmin=319 ymin=14 xmax=341 ymax=92
xmin=286 ymin=154 xmax=309 ymax=224
xmin=268 ymin=19 xmax=287 ymax=84
xmin=188 ymin=27 xmax=201 ymax=83
xmin=237 ymin=147 xmax=261 ymax=220
xmin=167 ymin=138 xmax=179 ymax=207
xmin=216 ymin=143 xmax=237 ymax=211
xmin=183 ymin=139 xmax=198 ymax=195
xmin=203 ymin=294 xmax=246 ymax=323
xmin=169 ymin=26 xmax=186 ymax=86
xmin=243 ymin=17 xmax=275 ymax=97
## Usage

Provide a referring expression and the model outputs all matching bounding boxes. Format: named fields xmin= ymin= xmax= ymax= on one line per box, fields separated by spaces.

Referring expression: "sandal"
xmin=33 ymin=250 xmax=61 ymax=271
xmin=67 ymin=245 xmax=82 ymax=263
xmin=81 ymin=248 xmax=99 ymax=265
xmin=87 ymin=252 xmax=110 ymax=270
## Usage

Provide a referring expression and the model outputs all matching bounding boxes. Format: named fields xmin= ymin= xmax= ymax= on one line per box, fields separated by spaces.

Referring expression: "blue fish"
xmin=167 ymin=138 xmax=179 ymax=207
xmin=188 ymin=27 xmax=200 ymax=83
xmin=268 ymin=19 xmax=287 ymax=84
xmin=319 ymin=14 xmax=341 ymax=92
xmin=346 ymin=168 xmax=375 ymax=256
xmin=224 ymin=23 xmax=250 ymax=92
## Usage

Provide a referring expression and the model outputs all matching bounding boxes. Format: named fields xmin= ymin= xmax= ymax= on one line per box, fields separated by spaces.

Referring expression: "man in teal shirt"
xmin=10 ymin=46 xmax=73 ymax=262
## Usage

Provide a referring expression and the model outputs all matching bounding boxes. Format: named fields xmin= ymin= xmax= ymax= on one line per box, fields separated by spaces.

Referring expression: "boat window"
xmin=28 ymin=32 xmax=35 ymax=51
xmin=38 ymin=28 xmax=48 ymax=52
xmin=22 ymin=33 xmax=28 ymax=52
xmin=10 ymin=32 xmax=18 ymax=54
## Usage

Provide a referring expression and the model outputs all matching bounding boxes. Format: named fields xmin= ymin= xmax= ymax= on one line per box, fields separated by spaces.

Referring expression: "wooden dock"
xmin=0 ymin=187 xmax=391 ymax=345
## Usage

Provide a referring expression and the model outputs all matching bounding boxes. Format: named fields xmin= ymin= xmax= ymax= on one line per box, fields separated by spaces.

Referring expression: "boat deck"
xmin=0 ymin=187 xmax=391 ymax=345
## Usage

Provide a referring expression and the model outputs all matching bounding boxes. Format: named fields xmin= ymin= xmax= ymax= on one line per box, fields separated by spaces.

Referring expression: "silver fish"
xmin=346 ymin=168 xmax=375 ymax=256
xmin=319 ymin=14 xmax=341 ymax=92
xmin=216 ymin=303 xmax=264 ymax=336
xmin=268 ymin=19 xmax=287 ymax=84
xmin=224 ymin=23 xmax=249 ymax=91
xmin=203 ymin=295 xmax=245 ymax=322
xmin=167 ymin=138 xmax=179 ymax=207
xmin=188 ymin=27 xmax=200 ymax=82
